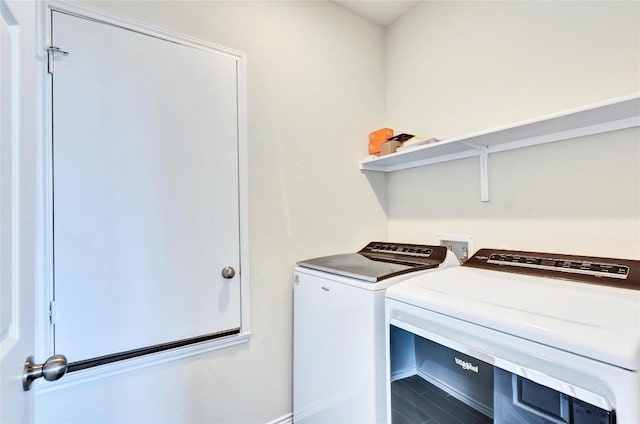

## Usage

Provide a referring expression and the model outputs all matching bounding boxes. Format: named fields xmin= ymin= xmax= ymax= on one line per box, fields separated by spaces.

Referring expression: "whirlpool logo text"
xmin=454 ymin=357 xmax=479 ymax=373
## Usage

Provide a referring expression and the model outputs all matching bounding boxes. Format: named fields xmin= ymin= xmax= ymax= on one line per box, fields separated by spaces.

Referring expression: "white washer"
xmin=293 ymin=242 xmax=459 ymax=423
xmin=385 ymin=248 xmax=640 ymax=424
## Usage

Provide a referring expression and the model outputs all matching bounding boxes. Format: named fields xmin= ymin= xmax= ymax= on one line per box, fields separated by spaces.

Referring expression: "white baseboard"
xmin=266 ymin=412 xmax=293 ymax=424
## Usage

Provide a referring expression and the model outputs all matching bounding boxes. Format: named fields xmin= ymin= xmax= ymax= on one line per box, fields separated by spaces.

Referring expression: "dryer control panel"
xmin=465 ymin=248 xmax=640 ymax=290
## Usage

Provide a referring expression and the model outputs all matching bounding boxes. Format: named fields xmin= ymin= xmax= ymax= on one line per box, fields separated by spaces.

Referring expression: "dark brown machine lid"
xmin=296 ymin=242 xmax=451 ymax=283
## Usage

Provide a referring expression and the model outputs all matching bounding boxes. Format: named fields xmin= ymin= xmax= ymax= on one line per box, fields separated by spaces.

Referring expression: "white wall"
xmin=35 ymin=1 xmax=386 ymax=423
xmin=385 ymin=1 xmax=640 ymax=259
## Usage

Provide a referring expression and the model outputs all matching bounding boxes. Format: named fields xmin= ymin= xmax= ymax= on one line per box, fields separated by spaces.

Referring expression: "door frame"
xmin=34 ymin=0 xmax=250 ymax=392
xmin=1 ymin=0 xmax=38 ymax=421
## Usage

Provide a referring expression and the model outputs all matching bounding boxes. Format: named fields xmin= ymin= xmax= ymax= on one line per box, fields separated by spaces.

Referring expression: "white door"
xmin=1 ymin=0 xmax=36 ymax=422
xmin=51 ymin=11 xmax=241 ymax=364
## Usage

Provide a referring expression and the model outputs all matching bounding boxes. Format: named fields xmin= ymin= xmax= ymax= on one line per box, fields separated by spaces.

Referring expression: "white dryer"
xmin=385 ymin=248 xmax=640 ymax=424
xmin=293 ymin=242 xmax=459 ymax=423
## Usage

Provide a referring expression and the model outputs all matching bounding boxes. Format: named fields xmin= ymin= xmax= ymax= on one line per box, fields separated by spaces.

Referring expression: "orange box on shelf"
xmin=369 ymin=128 xmax=393 ymax=155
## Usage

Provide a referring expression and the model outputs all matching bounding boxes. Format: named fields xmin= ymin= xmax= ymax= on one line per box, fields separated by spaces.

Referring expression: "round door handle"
xmin=23 ymin=354 xmax=68 ymax=391
xmin=221 ymin=266 xmax=236 ymax=279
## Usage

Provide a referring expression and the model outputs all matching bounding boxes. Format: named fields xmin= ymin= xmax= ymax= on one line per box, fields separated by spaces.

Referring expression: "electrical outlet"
xmin=436 ymin=233 xmax=474 ymax=264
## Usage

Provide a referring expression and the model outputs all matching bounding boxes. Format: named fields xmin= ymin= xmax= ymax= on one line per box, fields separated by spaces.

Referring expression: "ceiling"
xmin=332 ymin=1 xmax=422 ymax=27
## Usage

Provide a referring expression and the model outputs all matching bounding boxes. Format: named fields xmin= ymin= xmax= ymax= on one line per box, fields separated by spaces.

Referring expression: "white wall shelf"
xmin=360 ymin=93 xmax=640 ymax=201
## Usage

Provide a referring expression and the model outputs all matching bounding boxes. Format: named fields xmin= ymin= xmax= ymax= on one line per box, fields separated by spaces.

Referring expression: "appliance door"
xmin=389 ymin=323 xmax=615 ymax=424
xmin=294 ymin=269 xmax=385 ymax=423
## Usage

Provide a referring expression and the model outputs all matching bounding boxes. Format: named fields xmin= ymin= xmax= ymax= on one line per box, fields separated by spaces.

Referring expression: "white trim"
xmin=34 ymin=0 xmax=54 ymax=362
xmin=390 ymin=369 xmax=417 ymax=383
xmin=47 ymin=1 xmax=244 ymax=59
xmin=0 ymin=0 xmax=21 ymax=353
xmin=235 ymin=34 xmax=251 ymax=335
xmin=35 ymin=0 xmax=250 ymax=381
xmin=266 ymin=412 xmax=293 ymax=424
xmin=10 ymin=4 xmax=21 ymax=343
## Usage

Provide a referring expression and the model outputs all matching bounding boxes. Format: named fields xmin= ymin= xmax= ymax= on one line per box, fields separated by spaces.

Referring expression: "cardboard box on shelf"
xmin=380 ymin=140 xmax=402 ymax=156
xmin=369 ymin=128 xmax=393 ymax=155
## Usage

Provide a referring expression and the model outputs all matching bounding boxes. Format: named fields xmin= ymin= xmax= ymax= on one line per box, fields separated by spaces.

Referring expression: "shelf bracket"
xmin=463 ymin=142 xmax=489 ymax=202
xmin=478 ymin=147 xmax=489 ymax=202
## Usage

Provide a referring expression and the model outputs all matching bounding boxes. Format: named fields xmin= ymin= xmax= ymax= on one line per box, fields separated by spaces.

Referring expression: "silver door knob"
xmin=221 ymin=266 xmax=236 ymax=279
xmin=22 ymin=354 xmax=68 ymax=391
